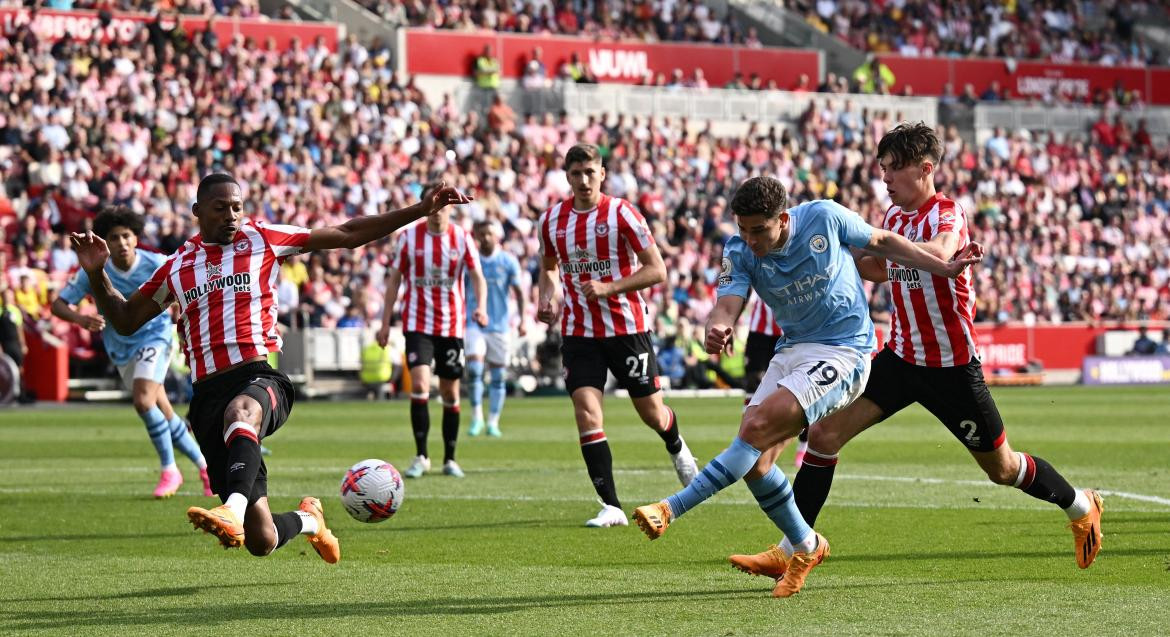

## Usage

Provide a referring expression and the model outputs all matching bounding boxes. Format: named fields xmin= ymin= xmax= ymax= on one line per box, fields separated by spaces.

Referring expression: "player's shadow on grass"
xmin=833 ymin=547 xmax=1167 ymax=562
xmin=0 ymin=588 xmax=769 ymax=629
xmin=361 ymin=518 xmax=554 ymax=533
xmin=2 ymin=582 xmax=284 ymax=604
xmin=0 ymin=531 xmax=190 ymax=543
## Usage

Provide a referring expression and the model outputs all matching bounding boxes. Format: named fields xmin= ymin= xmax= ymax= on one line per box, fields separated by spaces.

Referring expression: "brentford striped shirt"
xmin=393 ymin=221 xmax=480 ymax=339
xmin=539 ymin=195 xmax=655 ymax=338
xmin=881 ymin=193 xmax=977 ymax=367
xmin=746 ymin=295 xmax=782 ymax=337
xmin=139 ymin=218 xmax=310 ymax=382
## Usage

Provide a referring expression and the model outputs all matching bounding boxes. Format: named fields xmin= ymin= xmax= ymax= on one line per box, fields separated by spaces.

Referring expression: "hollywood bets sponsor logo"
xmin=183 ymin=271 xmax=254 ymax=304
xmin=563 ymin=248 xmax=612 ymax=275
xmin=416 ymin=267 xmax=455 ymax=288
xmin=888 ymin=267 xmax=923 ymax=290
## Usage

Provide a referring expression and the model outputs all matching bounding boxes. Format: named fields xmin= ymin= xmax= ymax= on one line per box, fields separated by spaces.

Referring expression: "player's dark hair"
xmin=564 ymin=144 xmax=602 ymax=168
xmin=196 ymin=172 xmax=240 ymax=202
xmin=93 ymin=205 xmax=144 ymax=240
xmin=877 ymin=121 xmax=943 ymax=170
xmin=730 ymin=176 xmax=787 ymax=219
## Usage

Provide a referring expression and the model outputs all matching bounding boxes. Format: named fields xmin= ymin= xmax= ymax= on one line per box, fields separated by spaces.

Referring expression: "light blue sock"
xmin=747 ymin=465 xmax=814 ymax=545
xmin=488 ymin=366 xmax=506 ymax=419
xmin=666 ymin=437 xmax=761 ymax=519
xmin=140 ymin=406 xmax=174 ymax=468
xmin=468 ymin=360 xmax=485 ymax=411
xmin=168 ymin=413 xmax=206 ymax=468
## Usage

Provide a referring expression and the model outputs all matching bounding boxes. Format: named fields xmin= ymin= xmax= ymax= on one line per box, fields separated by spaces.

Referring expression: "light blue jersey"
xmin=466 ymin=249 xmax=521 ymax=334
xmin=58 ymin=249 xmax=174 ymax=366
xmin=717 ymin=200 xmax=876 ymax=353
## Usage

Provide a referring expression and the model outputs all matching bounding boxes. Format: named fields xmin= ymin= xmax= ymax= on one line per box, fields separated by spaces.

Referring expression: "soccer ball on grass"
xmin=340 ymin=459 xmax=405 ymax=523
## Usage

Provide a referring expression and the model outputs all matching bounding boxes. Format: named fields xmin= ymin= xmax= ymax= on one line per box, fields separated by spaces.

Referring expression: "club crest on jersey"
xmin=234 ymin=238 xmax=251 ymax=252
xmin=595 ymin=222 xmax=609 ymax=236
xmin=906 ymin=226 xmax=918 ymax=241
xmin=205 ymin=263 xmax=223 ymax=279
xmin=809 ymin=235 xmax=828 ymax=253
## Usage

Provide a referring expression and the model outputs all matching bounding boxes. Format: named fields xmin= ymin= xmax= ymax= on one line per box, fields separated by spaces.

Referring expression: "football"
xmin=340 ymin=459 xmax=405 ymax=523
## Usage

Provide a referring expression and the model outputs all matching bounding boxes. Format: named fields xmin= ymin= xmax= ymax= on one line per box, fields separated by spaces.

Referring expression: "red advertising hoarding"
xmin=403 ymin=29 xmax=819 ymax=89
xmin=0 ymin=7 xmax=340 ymax=51
xmin=879 ymin=54 xmax=1159 ymax=104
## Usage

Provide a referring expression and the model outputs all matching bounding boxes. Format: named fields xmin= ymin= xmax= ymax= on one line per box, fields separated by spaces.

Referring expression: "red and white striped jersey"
xmin=393 ymin=221 xmax=480 ymax=338
xmin=746 ymin=296 xmax=782 ymax=336
xmin=539 ymin=195 xmax=655 ymax=338
xmin=881 ymin=193 xmax=977 ymax=367
xmin=140 ymin=218 xmax=310 ymax=382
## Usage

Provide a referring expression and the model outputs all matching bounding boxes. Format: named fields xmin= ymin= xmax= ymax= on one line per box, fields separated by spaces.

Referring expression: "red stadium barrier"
xmin=403 ymin=29 xmax=820 ymax=88
xmin=0 ymin=7 xmax=340 ymax=51
xmin=879 ymin=55 xmax=1161 ymax=104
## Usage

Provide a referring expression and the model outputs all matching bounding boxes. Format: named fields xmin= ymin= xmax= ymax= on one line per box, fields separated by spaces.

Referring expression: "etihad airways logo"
xmin=183 ymin=272 xmax=254 ymax=304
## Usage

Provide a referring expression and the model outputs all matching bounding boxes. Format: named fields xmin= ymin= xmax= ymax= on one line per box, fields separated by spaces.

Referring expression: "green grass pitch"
xmin=1 ymin=386 xmax=1167 ymax=635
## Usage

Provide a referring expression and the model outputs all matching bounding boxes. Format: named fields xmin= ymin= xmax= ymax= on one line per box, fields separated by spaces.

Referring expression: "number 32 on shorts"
xmin=807 ymin=360 xmax=838 ymax=386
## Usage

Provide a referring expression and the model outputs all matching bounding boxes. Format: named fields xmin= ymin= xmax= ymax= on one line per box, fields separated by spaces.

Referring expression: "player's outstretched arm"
xmin=303 ymin=181 xmax=473 ymax=251
xmin=50 ymin=297 xmax=106 ymax=332
xmin=70 ymin=232 xmax=163 ymax=336
xmin=581 ymin=244 xmax=666 ymax=300
xmin=865 ymin=229 xmax=981 ymax=278
xmin=704 ymin=294 xmax=745 ymax=355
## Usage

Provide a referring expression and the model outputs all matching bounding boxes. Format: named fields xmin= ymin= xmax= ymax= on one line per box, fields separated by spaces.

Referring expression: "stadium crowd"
xmin=357 ymin=0 xmax=759 ymax=46
xmin=0 ymin=17 xmax=1168 ymax=388
xmin=794 ymin=0 xmax=1160 ymax=65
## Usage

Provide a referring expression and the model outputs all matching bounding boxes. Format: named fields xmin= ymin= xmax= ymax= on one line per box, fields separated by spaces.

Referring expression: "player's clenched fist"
xmin=536 ymin=298 xmax=560 ymax=325
xmin=375 ymin=324 xmax=391 ymax=348
xmin=705 ymin=324 xmax=734 ymax=355
xmin=581 ymin=279 xmax=613 ymax=301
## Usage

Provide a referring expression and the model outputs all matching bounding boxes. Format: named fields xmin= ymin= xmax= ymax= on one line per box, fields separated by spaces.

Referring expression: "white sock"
xmin=161 ymin=462 xmax=179 ymax=473
xmin=488 ymin=415 xmax=500 ymax=427
xmin=474 ymin=406 xmax=484 ymax=420
xmin=781 ymin=532 xmax=817 ymax=556
xmin=1064 ymin=490 xmax=1092 ymax=520
xmin=225 ymin=492 xmax=248 ymax=520
xmin=296 ymin=510 xmax=319 ymax=535
xmin=196 ymin=460 xmax=207 ymax=470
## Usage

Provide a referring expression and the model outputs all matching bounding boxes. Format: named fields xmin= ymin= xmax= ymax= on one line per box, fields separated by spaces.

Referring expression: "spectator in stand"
xmin=521 ymin=47 xmax=549 ymax=90
xmin=1158 ymin=329 xmax=1170 ymax=355
xmin=1128 ymin=327 xmax=1159 ymax=355
xmin=474 ymin=44 xmax=501 ymax=93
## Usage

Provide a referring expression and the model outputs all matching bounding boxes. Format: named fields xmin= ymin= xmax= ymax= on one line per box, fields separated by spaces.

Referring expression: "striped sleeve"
xmin=616 ymin=201 xmax=654 ymax=253
xmin=255 ymin=221 xmax=311 ymax=259
xmin=462 ymin=231 xmax=480 ymax=271
xmin=538 ymin=208 xmax=555 ymax=260
xmin=139 ymin=254 xmax=177 ymax=308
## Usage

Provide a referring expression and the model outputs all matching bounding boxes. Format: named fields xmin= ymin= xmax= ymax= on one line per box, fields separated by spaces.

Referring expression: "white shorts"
xmin=747 ymin=342 xmax=872 ymax=426
xmin=465 ymin=325 xmax=511 ymax=367
xmin=117 ymin=339 xmax=173 ymax=390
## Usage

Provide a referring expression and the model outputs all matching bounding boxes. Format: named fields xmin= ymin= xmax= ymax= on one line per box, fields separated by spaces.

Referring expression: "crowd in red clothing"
xmin=0 ymin=19 xmax=1166 ymax=382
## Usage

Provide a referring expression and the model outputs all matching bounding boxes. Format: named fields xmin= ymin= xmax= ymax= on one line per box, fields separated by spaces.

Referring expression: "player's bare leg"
xmin=132 ymin=378 xmax=184 ymax=498
xmin=438 ymin=377 xmax=464 ymax=477
xmin=405 ymin=364 xmax=433 ymax=478
xmin=790 ymin=397 xmax=884 ymax=526
xmin=970 ymin=441 xmax=1103 ymax=568
xmin=571 ymin=387 xmax=626 ymax=527
xmin=631 ymin=392 xmax=697 ymax=486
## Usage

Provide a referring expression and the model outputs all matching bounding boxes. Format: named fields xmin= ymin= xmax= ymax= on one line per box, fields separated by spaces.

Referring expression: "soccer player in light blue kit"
xmin=52 ymin=207 xmax=212 ymax=499
xmin=465 ymin=220 xmax=527 ymax=437
xmin=632 ymin=176 xmax=980 ymax=597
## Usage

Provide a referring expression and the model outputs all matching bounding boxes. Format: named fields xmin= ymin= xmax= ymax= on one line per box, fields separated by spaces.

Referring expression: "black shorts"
xmin=187 ymin=361 xmax=294 ymax=502
xmin=404 ymin=332 xmax=464 ymax=380
xmin=561 ymin=333 xmax=661 ymax=398
xmin=862 ymin=347 xmax=1005 ymax=452
xmin=744 ymin=331 xmax=780 ymax=376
